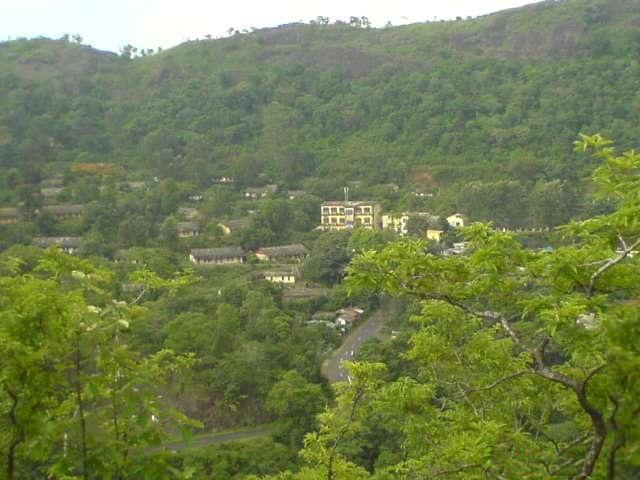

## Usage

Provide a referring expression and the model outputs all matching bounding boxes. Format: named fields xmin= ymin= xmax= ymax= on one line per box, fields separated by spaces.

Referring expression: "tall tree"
xmin=340 ymin=135 xmax=640 ymax=479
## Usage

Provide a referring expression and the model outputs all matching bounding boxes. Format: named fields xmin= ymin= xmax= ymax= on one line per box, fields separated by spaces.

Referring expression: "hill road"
xmin=322 ymin=299 xmax=394 ymax=383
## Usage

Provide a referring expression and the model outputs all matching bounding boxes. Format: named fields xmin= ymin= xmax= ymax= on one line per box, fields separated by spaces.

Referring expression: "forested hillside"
xmin=2 ymin=0 xmax=640 ymax=226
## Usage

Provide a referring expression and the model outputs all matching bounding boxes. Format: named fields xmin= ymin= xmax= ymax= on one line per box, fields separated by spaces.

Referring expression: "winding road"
xmin=322 ymin=300 xmax=393 ymax=383
xmin=161 ymin=301 xmax=394 ymax=451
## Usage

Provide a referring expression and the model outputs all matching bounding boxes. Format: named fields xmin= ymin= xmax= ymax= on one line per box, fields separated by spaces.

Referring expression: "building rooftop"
xmin=32 ymin=237 xmax=82 ymax=249
xmin=0 ymin=207 xmax=21 ymax=218
xmin=190 ymin=247 xmax=245 ymax=260
xmin=177 ymin=221 xmax=200 ymax=231
xmin=219 ymin=218 xmax=250 ymax=230
xmin=321 ymin=200 xmax=379 ymax=207
xmin=256 ymin=244 xmax=308 ymax=258
xmin=41 ymin=204 xmax=86 ymax=215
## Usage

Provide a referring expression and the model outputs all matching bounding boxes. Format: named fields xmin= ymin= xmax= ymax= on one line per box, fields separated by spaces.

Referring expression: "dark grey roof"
xmin=219 ymin=218 xmax=250 ymax=230
xmin=190 ymin=247 xmax=245 ymax=260
xmin=32 ymin=237 xmax=82 ymax=248
xmin=256 ymin=244 xmax=308 ymax=258
xmin=0 ymin=207 xmax=21 ymax=218
xmin=113 ymin=249 xmax=130 ymax=260
xmin=40 ymin=187 xmax=64 ymax=197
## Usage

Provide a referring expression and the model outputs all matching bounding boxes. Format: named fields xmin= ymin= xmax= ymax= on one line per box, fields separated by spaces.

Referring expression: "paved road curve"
xmin=161 ymin=301 xmax=394 ymax=451
xmin=322 ymin=299 xmax=393 ymax=383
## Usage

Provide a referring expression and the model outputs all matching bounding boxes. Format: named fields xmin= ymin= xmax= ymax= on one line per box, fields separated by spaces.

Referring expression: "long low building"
xmin=189 ymin=247 xmax=245 ymax=265
xmin=32 ymin=236 xmax=82 ymax=254
xmin=41 ymin=204 xmax=86 ymax=219
xmin=0 ymin=207 xmax=22 ymax=224
xmin=263 ymin=269 xmax=298 ymax=284
xmin=255 ymin=244 xmax=308 ymax=262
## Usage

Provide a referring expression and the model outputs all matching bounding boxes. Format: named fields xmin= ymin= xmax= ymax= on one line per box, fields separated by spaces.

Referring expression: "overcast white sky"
xmin=2 ymin=0 xmax=544 ymax=53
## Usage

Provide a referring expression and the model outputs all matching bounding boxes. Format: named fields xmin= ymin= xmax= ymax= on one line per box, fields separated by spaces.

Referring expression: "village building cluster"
xmin=2 ymin=171 xmax=478 ymax=337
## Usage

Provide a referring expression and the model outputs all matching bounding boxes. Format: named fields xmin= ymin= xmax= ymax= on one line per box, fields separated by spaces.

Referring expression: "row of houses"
xmin=317 ymin=199 xmax=467 ymax=237
xmin=187 ymin=243 xmax=308 ymax=266
xmin=0 ymin=204 xmax=86 ymax=223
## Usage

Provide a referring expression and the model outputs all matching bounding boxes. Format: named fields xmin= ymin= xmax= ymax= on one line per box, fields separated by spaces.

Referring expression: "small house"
xmin=335 ymin=307 xmax=364 ymax=330
xmin=218 ymin=218 xmax=250 ymax=236
xmin=212 ymin=176 xmax=235 ymax=184
xmin=41 ymin=204 xmax=86 ymax=220
xmin=189 ymin=247 xmax=245 ymax=265
xmin=177 ymin=221 xmax=201 ymax=238
xmin=245 ymin=184 xmax=278 ymax=199
xmin=188 ymin=193 xmax=203 ymax=202
xmin=255 ymin=244 xmax=308 ymax=262
xmin=446 ymin=213 xmax=467 ymax=228
xmin=263 ymin=269 xmax=297 ymax=284
xmin=0 ymin=207 xmax=22 ymax=224
xmin=287 ymin=190 xmax=307 ymax=200
xmin=443 ymin=241 xmax=470 ymax=256
xmin=40 ymin=187 xmax=64 ymax=199
xmin=32 ymin=237 xmax=82 ymax=254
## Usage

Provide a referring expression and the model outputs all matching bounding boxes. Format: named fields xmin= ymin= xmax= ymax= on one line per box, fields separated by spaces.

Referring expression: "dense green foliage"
xmin=2 ymin=0 xmax=640 ymax=228
xmin=256 ymin=135 xmax=640 ymax=479
xmin=0 ymin=245 xmax=344 ymax=478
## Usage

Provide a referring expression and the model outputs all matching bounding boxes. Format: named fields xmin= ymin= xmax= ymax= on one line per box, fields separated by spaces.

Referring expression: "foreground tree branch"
xmin=587 ymin=236 xmax=640 ymax=297
xmin=429 ymin=295 xmax=608 ymax=480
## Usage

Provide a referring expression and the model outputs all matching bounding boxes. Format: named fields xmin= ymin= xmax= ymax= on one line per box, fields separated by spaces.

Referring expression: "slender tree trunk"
xmin=574 ymin=401 xmax=606 ymax=479
xmin=607 ymin=397 xmax=622 ymax=480
xmin=5 ymin=385 xmax=22 ymax=480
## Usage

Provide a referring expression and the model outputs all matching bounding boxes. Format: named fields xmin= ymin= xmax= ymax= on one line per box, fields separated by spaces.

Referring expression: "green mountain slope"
xmin=1 ymin=0 xmax=640 ymax=226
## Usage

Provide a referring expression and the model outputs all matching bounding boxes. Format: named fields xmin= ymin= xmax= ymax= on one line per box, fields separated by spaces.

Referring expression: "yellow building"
xmin=320 ymin=201 xmax=382 ymax=230
xmin=426 ymin=229 xmax=444 ymax=242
